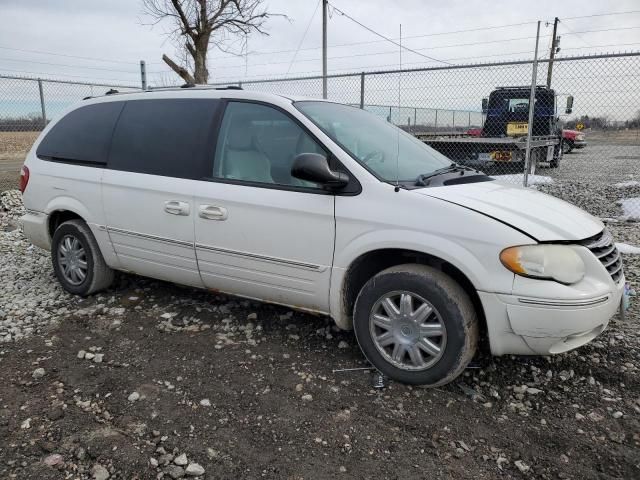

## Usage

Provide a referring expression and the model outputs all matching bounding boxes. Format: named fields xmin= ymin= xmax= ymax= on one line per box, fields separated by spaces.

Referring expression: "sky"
xmin=0 ymin=0 xmax=639 ymax=120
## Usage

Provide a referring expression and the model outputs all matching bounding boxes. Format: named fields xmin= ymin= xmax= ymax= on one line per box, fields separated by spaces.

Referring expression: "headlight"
xmin=500 ymin=245 xmax=585 ymax=284
xmin=576 ymin=134 xmax=584 ymax=140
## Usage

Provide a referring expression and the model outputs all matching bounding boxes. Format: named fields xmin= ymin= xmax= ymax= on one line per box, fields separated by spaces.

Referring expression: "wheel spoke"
xmin=420 ymin=323 xmax=444 ymax=338
xmin=75 ymin=268 xmax=86 ymax=281
xmin=77 ymin=259 xmax=87 ymax=269
xmin=399 ymin=293 xmax=413 ymax=316
xmin=64 ymin=237 xmax=73 ymax=252
xmin=381 ymin=297 xmax=400 ymax=319
xmin=391 ymin=343 xmax=406 ymax=362
xmin=418 ymin=338 xmax=441 ymax=357
xmin=408 ymin=345 xmax=425 ymax=367
xmin=376 ymin=331 xmax=395 ymax=347
xmin=372 ymin=314 xmax=392 ymax=330
xmin=411 ymin=302 xmax=433 ymax=323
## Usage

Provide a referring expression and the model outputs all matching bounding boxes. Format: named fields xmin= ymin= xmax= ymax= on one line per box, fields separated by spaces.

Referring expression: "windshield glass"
xmin=295 ymin=101 xmax=452 ymax=182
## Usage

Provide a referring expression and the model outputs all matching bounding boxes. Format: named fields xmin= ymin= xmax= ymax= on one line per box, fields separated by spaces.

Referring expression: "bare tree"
xmin=143 ymin=0 xmax=277 ymax=84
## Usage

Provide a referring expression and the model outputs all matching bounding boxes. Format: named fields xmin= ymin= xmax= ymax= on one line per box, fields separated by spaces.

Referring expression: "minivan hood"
xmin=417 ymin=180 xmax=603 ymax=241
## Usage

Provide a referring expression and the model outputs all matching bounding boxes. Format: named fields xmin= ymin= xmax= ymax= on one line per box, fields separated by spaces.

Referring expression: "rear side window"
xmin=36 ymin=102 xmax=124 ymax=165
xmin=108 ymin=99 xmax=218 ymax=179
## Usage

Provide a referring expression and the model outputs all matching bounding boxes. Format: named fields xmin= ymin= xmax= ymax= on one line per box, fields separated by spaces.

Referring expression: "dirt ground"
xmin=1 ymin=252 xmax=639 ymax=479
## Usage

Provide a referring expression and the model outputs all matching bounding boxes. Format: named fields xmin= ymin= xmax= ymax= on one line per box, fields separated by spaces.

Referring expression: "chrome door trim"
xmin=107 ymin=226 xmax=193 ymax=248
xmin=195 ymin=242 xmax=326 ymax=272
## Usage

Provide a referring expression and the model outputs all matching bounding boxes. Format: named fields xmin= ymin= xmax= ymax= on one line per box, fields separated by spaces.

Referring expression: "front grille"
xmin=579 ymin=229 xmax=623 ymax=283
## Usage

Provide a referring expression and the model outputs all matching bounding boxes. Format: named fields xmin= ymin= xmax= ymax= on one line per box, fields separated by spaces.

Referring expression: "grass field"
xmin=0 ymin=131 xmax=40 ymax=161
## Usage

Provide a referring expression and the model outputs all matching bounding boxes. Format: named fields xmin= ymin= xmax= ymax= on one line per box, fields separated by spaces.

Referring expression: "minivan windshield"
xmin=295 ymin=101 xmax=453 ymax=182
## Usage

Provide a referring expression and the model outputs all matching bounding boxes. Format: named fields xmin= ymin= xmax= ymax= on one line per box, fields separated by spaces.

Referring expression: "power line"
xmin=286 ymin=0 xmax=321 ymax=75
xmin=0 ymin=45 xmax=141 ymax=65
xmin=205 ymin=42 xmax=640 ymax=82
xmin=326 ymin=1 xmax=452 ymax=65
xmin=558 ymin=20 xmax=593 ymax=48
xmin=562 ymin=10 xmax=640 ymax=21
xmin=0 ymin=67 xmax=138 ymax=84
xmin=0 ymin=56 xmax=141 ymax=74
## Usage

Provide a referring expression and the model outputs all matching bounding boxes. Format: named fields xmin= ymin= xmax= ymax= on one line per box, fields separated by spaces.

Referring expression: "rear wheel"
xmin=353 ymin=264 xmax=478 ymax=386
xmin=51 ymin=219 xmax=114 ymax=296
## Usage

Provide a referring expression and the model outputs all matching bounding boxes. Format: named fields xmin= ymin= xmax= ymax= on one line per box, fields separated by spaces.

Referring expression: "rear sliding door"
xmin=102 ymin=98 xmax=219 ymax=287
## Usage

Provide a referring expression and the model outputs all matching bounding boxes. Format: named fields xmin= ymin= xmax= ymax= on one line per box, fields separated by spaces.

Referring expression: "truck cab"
xmin=482 ymin=86 xmax=559 ymax=138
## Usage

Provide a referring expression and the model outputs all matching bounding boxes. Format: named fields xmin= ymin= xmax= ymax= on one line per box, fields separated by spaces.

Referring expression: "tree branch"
xmin=162 ymin=54 xmax=195 ymax=84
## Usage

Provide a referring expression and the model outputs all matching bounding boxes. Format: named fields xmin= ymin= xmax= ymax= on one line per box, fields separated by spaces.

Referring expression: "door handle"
xmin=164 ymin=200 xmax=190 ymax=216
xmin=199 ymin=205 xmax=228 ymax=221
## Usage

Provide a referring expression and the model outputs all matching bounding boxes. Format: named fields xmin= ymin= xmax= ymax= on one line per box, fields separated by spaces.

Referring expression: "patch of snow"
xmin=617 ymin=197 xmax=640 ymax=221
xmin=491 ymin=174 xmax=554 ymax=186
xmin=616 ymin=243 xmax=640 ymax=255
xmin=613 ymin=180 xmax=640 ymax=188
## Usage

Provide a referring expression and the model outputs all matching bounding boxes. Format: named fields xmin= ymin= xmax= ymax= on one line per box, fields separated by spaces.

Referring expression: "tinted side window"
xmin=37 ymin=102 xmax=124 ymax=165
xmin=214 ymin=102 xmax=326 ymax=188
xmin=108 ymin=99 xmax=218 ymax=179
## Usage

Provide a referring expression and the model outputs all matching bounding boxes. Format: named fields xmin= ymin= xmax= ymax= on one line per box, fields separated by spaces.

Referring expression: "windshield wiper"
xmin=415 ymin=164 xmax=462 ymax=186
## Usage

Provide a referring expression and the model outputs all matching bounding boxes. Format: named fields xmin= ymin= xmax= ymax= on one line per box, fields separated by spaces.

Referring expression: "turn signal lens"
xmin=500 ymin=245 xmax=585 ymax=285
xmin=19 ymin=165 xmax=30 ymax=194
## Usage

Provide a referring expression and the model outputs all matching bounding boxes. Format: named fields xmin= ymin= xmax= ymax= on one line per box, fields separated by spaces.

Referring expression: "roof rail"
xmin=105 ymin=88 xmax=119 ymax=95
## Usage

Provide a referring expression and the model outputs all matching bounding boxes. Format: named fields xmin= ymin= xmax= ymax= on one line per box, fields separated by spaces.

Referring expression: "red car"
xmin=561 ymin=129 xmax=587 ymax=153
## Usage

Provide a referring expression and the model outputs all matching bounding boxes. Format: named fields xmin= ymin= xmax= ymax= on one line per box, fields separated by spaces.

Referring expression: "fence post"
xmin=452 ymin=111 xmax=455 ymax=129
xmin=37 ymin=79 xmax=46 ymax=129
xmin=468 ymin=111 xmax=471 ymax=127
xmin=414 ymin=107 xmax=417 ymax=133
xmin=140 ymin=60 xmax=147 ymax=90
xmin=523 ymin=21 xmax=541 ymax=188
xmin=434 ymin=109 xmax=438 ymax=132
xmin=359 ymin=72 xmax=365 ymax=109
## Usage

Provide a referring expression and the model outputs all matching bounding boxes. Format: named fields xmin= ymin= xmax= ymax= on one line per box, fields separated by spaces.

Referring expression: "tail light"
xmin=19 ymin=165 xmax=30 ymax=193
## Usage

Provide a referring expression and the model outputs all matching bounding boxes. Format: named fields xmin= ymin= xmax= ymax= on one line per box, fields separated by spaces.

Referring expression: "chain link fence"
xmin=1 ymin=52 xmax=639 ymax=221
xmin=0 ymin=76 xmax=138 ymax=191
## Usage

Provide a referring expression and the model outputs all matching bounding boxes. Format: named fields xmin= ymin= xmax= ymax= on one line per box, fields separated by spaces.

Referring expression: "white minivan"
xmin=20 ymin=87 xmax=624 ymax=386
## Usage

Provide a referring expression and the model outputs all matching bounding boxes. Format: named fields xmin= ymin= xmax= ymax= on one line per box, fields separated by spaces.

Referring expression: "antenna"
xmin=395 ymin=24 xmax=401 ymax=192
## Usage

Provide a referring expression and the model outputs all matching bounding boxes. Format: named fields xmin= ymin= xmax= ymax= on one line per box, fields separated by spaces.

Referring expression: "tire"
xmin=550 ymin=158 xmax=560 ymax=169
xmin=562 ymin=141 xmax=573 ymax=154
xmin=51 ymin=219 xmax=114 ymax=296
xmin=353 ymin=264 xmax=478 ymax=386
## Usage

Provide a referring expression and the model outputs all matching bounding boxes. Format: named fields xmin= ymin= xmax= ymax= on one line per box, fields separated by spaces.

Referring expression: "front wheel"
xmin=562 ymin=140 xmax=573 ymax=154
xmin=353 ymin=264 xmax=478 ymax=386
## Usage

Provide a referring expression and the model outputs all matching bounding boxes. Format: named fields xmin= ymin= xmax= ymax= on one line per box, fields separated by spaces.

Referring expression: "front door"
xmin=192 ymin=101 xmax=335 ymax=312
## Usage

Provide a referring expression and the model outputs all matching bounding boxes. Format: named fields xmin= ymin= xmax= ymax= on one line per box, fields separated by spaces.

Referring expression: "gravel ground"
xmin=0 ymin=189 xmax=639 ymax=480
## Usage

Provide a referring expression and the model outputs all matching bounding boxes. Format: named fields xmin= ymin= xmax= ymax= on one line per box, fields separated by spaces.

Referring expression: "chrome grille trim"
xmin=579 ymin=229 xmax=623 ymax=283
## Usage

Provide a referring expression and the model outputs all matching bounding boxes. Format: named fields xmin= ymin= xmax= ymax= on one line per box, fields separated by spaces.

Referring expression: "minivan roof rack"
xmin=180 ymin=82 xmax=196 ymax=88
xmin=105 ymin=89 xmax=119 ymax=95
xmin=216 ymin=85 xmax=243 ymax=90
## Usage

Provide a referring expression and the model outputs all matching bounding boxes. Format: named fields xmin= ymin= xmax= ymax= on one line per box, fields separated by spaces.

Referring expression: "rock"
xmin=44 ymin=454 xmax=64 ymax=467
xmin=588 ymin=412 xmax=604 ymax=422
xmin=339 ymin=466 xmax=347 ymax=473
xmin=247 ymin=312 xmax=257 ymax=321
xmin=301 ymin=394 xmax=313 ymax=402
xmin=32 ymin=367 xmax=46 ymax=379
xmin=92 ymin=464 xmax=110 ymax=480
xmin=77 ymin=350 xmax=86 ymax=359
xmin=199 ymin=399 xmax=211 ymax=407
xmin=93 ymin=353 xmax=104 ymax=363
xmin=514 ymin=460 xmax=530 ymax=473
xmin=526 ymin=387 xmax=542 ymax=395
xmin=575 ymin=413 xmax=585 ymax=420
xmin=174 ymin=453 xmax=188 ymax=466
xmin=295 ymin=384 xmax=303 ymax=392
xmin=128 ymin=391 xmax=140 ymax=402
xmin=84 ymin=352 xmax=95 ymax=360
xmin=20 ymin=418 xmax=31 ymax=429
xmin=337 ymin=340 xmax=349 ymax=349
xmin=612 ymin=411 xmax=623 ymax=419
xmin=164 ymin=465 xmax=185 ymax=479
xmin=47 ymin=407 xmax=65 ymax=421
xmin=185 ymin=463 xmax=205 ymax=476
xmin=150 ymin=457 xmax=159 ymax=467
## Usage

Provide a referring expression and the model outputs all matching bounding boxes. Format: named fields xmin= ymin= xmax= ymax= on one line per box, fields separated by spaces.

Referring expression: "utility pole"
xmin=523 ymin=21 xmax=541 ymax=187
xmin=546 ymin=17 xmax=559 ymax=88
xmin=322 ymin=0 xmax=328 ymax=99
xmin=140 ymin=60 xmax=147 ymax=90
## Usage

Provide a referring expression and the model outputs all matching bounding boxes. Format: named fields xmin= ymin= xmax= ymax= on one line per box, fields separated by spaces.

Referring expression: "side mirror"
xmin=565 ymin=95 xmax=574 ymax=114
xmin=481 ymin=98 xmax=488 ymax=113
xmin=291 ymin=153 xmax=349 ymax=189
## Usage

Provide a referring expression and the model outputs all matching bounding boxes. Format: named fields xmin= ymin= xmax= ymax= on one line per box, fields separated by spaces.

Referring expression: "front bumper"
xmin=573 ymin=140 xmax=587 ymax=148
xmin=20 ymin=210 xmax=50 ymax=250
xmin=480 ymin=275 xmax=624 ymax=356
